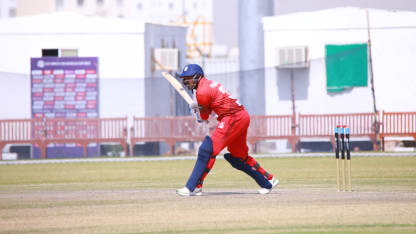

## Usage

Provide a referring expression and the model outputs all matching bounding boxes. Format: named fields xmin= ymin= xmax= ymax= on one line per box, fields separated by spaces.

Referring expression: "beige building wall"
xmin=16 ymin=0 xmax=55 ymax=16
xmin=0 ymin=0 xmax=17 ymax=18
xmin=52 ymin=0 xmax=128 ymax=17
xmin=15 ymin=0 xmax=212 ymax=21
xmin=14 ymin=0 xmax=213 ymax=58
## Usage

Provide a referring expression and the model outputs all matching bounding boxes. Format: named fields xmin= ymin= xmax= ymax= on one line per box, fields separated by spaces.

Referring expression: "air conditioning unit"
xmin=153 ymin=48 xmax=179 ymax=71
xmin=276 ymin=46 xmax=309 ymax=69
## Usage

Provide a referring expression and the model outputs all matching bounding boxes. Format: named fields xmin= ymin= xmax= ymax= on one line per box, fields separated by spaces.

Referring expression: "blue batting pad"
xmin=185 ymin=136 xmax=213 ymax=191
xmin=224 ymin=153 xmax=271 ymax=189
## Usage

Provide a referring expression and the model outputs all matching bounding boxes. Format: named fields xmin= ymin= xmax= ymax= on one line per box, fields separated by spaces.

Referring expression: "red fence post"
xmin=0 ymin=120 xmax=3 ymax=160
xmin=130 ymin=120 xmax=135 ymax=156
xmin=291 ymin=112 xmax=297 ymax=153
xmin=123 ymin=126 xmax=127 ymax=157
xmin=169 ymin=117 xmax=175 ymax=155
xmin=0 ymin=143 xmax=4 ymax=160
xmin=40 ymin=142 xmax=46 ymax=159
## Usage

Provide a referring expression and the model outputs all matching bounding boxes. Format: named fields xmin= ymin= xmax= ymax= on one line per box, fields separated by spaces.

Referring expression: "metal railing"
xmin=298 ymin=112 xmax=377 ymax=137
xmin=0 ymin=117 xmax=127 ymax=159
xmin=1 ymin=111 xmax=415 ymax=158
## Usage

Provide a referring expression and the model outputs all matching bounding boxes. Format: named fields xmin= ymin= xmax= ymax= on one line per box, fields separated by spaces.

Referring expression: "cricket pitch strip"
xmin=1 ymin=187 xmax=415 ymax=233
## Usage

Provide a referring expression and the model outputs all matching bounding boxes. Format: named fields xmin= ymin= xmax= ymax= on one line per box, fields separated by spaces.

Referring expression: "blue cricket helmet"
xmin=179 ymin=64 xmax=204 ymax=77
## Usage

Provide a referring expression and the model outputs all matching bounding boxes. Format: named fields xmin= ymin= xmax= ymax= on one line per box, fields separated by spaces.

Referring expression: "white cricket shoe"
xmin=176 ymin=187 xmax=202 ymax=196
xmin=176 ymin=187 xmax=191 ymax=196
xmin=258 ymin=176 xmax=279 ymax=194
xmin=194 ymin=187 xmax=202 ymax=196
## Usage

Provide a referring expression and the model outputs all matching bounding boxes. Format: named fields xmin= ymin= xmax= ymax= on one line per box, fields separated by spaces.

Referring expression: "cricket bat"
xmin=161 ymin=72 xmax=202 ymax=122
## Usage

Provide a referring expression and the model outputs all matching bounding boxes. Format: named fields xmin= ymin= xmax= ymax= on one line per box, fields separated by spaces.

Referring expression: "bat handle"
xmin=192 ymin=91 xmax=203 ymax=123
xmin=195 ymin=110 xmax=202 ymax=123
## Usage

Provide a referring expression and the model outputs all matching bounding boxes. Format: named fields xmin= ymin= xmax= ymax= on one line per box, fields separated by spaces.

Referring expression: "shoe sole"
xmin=176 ymin=191 xmax=191 ymax=196
xmin=176 ymin=190 xmax=202 ymax=196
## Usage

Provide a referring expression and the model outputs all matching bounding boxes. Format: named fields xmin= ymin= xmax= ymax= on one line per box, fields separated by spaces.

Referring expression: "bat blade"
xmin=161 ymin=72 xmax=202 ymax=122
xmin=161 ymin=72 xmax=193 ymax=105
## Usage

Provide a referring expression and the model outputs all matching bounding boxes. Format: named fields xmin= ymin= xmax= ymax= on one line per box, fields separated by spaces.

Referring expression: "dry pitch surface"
xmin=0 ymin=156 xmax=415 ymax=233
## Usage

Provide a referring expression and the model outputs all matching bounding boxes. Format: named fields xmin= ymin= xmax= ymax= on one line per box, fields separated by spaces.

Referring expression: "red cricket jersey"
xmin=196 ymin=77 xmax=244 ymax=121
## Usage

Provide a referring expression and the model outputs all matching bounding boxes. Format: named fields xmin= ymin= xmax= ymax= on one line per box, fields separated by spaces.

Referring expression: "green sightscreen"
xmin=325 ymin=43 xmax=368 ymax=93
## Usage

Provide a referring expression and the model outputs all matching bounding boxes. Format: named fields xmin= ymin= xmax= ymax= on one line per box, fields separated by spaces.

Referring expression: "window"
xmin=137 ymin=2 xmax=142 ymax=10
xmin=97 ymin=0 xmax=104 ymax=7
xmin=42 ymin=49 xmax=59 ymax=57
xmin=77 ymin=0 xmax=84 ymax=7
xmin=60 ymin=49 xmax=78 ymax=57
xmin=168 ymin=2 xmax=174 ymax=9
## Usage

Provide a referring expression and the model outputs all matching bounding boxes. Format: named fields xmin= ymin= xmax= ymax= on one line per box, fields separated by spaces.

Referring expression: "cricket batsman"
xmin=176 ymin=64 xmax=279 ymax=196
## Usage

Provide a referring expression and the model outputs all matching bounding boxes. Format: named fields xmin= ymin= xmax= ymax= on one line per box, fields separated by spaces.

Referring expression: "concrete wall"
xmin=238 ymin=0 xmax=274 ymax=115
xmin=144 ymin=23 xmax=188 ymax=117
xmin=263 ymin=8 xmax=416 ymax=115
xmin=0 ymin=72 xmax=30 ymax=119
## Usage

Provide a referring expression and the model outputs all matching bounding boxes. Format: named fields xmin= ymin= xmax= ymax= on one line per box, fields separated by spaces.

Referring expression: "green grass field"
xmin=0 ymin=156 xmax=415 ymax=233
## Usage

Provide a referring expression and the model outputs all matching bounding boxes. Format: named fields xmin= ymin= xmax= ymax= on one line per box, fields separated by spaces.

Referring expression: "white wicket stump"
xmin=335 ymin=125 xmax=352 ymax=192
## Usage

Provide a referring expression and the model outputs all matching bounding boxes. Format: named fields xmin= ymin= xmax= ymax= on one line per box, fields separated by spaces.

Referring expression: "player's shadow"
xmin=201 ymin=191 xmax=258 ymax=196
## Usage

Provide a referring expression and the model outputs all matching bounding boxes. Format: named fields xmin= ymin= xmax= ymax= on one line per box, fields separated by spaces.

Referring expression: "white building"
xmin=14 ymin=0 xmax=213 ymax=58
xmin=263 ymin=7 xmax=416 ymax=115
xmin=0 ymin=0 xmax=16 ymax=18
xmin=0 ymin=13 xmax=187 ymax=119
xmin=16 ymin=0 xmax=212 ymax=21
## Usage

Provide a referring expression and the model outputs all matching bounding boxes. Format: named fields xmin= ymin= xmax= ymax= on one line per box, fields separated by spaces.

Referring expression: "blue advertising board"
xmin=30 ymin=57 xmax=99 ymax=158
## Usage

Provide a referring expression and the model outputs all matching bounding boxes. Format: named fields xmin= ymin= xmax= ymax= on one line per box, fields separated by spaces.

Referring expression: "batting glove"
xmin=189 ymin=101 xmax=200 ymax=112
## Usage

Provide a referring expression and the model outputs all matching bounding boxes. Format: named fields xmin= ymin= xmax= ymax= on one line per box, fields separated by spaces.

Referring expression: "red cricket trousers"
xmin=196 ymin=109 xmax=273 ymax=188
xmin=211 ymin=109 xmax=250 ymax=158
